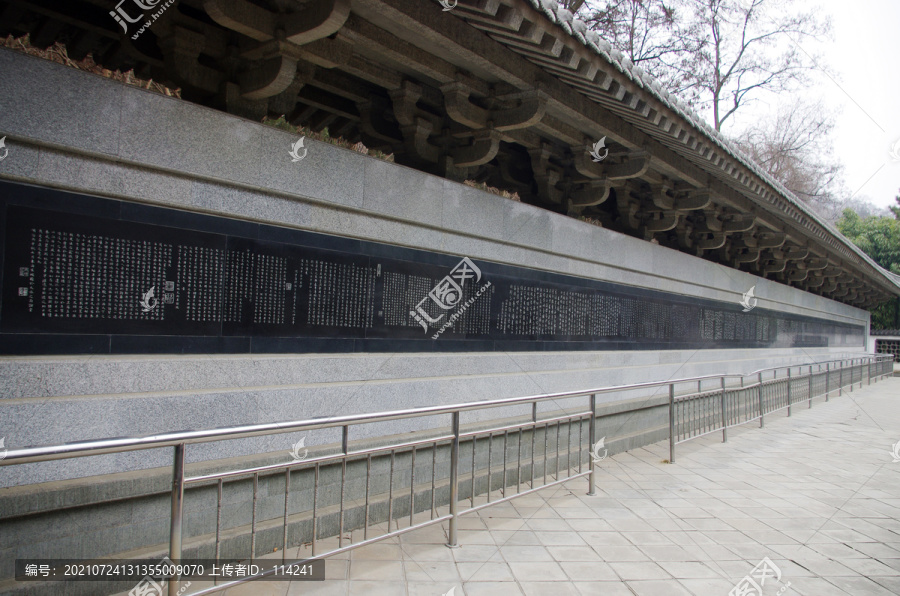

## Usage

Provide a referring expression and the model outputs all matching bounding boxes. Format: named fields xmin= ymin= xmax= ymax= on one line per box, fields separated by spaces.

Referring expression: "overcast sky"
xmin=819 ymin=0 xmax=900 ymax=209
xmin=725 ymin=0 xmax=900 ymax=210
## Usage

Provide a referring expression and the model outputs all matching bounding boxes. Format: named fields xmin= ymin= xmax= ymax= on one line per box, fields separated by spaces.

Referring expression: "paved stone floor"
xmin=208 ymin=376 xmax=900 ymax=596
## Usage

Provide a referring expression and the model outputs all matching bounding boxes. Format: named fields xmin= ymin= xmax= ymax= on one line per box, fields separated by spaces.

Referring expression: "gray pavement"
xmin=212 ymin=376 xmax=900 ymax=596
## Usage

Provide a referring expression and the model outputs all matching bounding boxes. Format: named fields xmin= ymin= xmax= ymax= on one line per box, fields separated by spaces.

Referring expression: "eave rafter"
xmin=1 ymin=0 xmax=896 ymax=309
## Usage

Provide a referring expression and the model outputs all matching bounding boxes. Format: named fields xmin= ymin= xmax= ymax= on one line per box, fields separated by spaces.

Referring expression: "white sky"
xmin=725 ymin=0 xmax=900 ymax=209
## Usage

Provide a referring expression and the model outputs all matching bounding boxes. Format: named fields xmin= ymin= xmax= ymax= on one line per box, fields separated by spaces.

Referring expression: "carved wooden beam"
xmin=452 ymin=130 xmax=501 ymax=167
xmin=528 ymin=143 xmax=564 ymax=204
xmin=674 ymin=189 xmax=711 ymax=211
xmin=158 ymin=25 xmax=224 ymax=93
xmin=757 ymin=232 xmax=786 ymax=249
xmin=569 ymin=179 xmax=611 ymax=207
xmin=722 ymin=214 xmax=756 ymax=233
xmin=205 ymin=0 xmax=350 ymax=46
xmin=237 ymin=42 xmax=301 ymax=100
xmin=733 ymin=248 xmax=760 ymax=264
xmin=603 ymin=151 xmax=651 ymax=180
xmin=441 ymin=83 xmax=547 ymax=131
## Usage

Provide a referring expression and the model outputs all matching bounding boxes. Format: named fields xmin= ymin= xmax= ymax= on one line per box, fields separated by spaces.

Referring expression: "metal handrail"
xmin=0 ymin=353 xmax=892 ymax=596
xmin=0 ymin=355 xmax=882 ymax=466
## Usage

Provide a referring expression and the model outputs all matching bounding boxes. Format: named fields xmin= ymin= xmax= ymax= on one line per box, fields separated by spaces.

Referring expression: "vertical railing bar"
xmin=502 ymin=429 xmax=509 ymax=497
xmin=364 ymin=454 xmax=371 ymax=541
xmin=689 ymin=394 xmax=693 ymax=439
xmin=470 ymin=435 xmax=477 ymax=505
xmin=555 ymin=421 xmax=561 ymax=481
xmin=516 ymin=425 xmax=523 ymax=494
xmin=339 ymin=426 xmax=348 ymax=548
xmin=250 ymin=472 xmax=258 ymax=563
xmin=588 ymin=394 xmax=597 ymax=496
xmin=487 ymin=433 xmax=493 ymax=503
xmin=787 ymin=368 xmax=792 ymax=417
xmin=531 ymin=403 xmax=537 ymax=490
xmin=758 ymin=372 xmax=764 ymax=428
xmin=577 ymin=414 xmax=583 ymax=476
xmin=840 ymin=360 xmax=844 ymax=397
xmin=721 ymin=377 xmax=727 ymax=442
xmin=214 ymin=477 xmax=222 ymax=585
xmin=565 ymin=418 xmax=572 ymax=476
xmin=668 ymin=384 xmax=675 ymax=464
xmin=808 ymin=365 xmax=813 ymax=408
xmin=388 ymin=449 xmax=395 ymax=531
xmin=282 ymin=468 xmax=290 ymax=564
xmin=431 ymin=441 xmax=437 ymax=518
xmin=312 ymin=463 xmax=319 ymax=557
xmin=409 ymin=446 xmax=417 ymax=528
xmin=168 ymin=443 xmax=185 ymax=596
xmin=446 ymin=411 xmax=460 ymax=549
xmin=543 ymin=422 xmax=549 ymax=486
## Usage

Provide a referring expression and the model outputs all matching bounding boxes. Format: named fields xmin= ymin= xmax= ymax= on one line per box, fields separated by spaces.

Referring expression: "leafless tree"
xmin=581 ymin=0 xmax=706 ymax=104
xmin=579 ymin=0 xmax=831 ymax=130
xmin=692 ymin=0 xmax=831 ymax=131
xmin=731 ymin=99 xmax=846 ymax=218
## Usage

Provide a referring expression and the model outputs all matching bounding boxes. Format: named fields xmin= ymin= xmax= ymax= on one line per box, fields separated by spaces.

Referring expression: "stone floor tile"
xmin=608 ymin=561 xmax=671 ymax=580
xmin=507 ymin=561 xmax=568 ymax=582
xmin=625 ymin=579 xmax=694 ymax=596
xmin=519 ymin=581 xmax=581 ymax=596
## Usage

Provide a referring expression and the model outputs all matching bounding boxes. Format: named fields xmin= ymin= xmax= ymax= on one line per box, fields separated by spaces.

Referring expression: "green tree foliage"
xmin=837 ymin=202 xmax=900 ymax=329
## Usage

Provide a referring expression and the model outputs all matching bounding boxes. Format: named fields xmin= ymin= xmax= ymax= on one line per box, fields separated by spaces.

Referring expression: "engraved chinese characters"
xmin=0 ymin=196 xmax=865 ymax=353
xmin=28 ymin=228 xmax=171 ymax=321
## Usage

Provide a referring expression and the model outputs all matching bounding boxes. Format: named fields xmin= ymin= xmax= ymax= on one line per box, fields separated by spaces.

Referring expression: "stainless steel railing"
xmin=667 ymin=354 xmax=894 ymax=462
xmin=0 ymin=353 xmax=893 ymax=595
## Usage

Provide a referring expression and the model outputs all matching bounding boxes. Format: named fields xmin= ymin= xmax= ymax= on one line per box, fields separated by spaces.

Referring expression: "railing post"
xmin=587 ymin=393 xmax=597 ymax=496
xmin=849 ymin=359 xmax=854 ymax=392
xmin=839 ymin=360 xmax=843 ymax=396
xmin=825 ymin=363 xmax=830 ymax=401
xmin=168 ymin=443 xmax=185 ymax=596
xmin=860 ymin=359 xmax=864 ymax=388
xmin=808 ymin=365 xmax=813 ymax=408
xmin=787 ymin=367 xmax=792 ymax=417
xmin=720 ymin=377 xmax=727 ymax=443
xmin=446 ymin=411 xmax=461 ymax=549
xmin=668 ymin=383 xmax=675 ymax=464
xmin=758 ymin=372 xmax=764 ymax=428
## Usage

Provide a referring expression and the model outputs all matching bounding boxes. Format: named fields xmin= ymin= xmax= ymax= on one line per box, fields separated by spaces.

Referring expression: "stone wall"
xmin=0 ymin=48 xmax=873 ymax=595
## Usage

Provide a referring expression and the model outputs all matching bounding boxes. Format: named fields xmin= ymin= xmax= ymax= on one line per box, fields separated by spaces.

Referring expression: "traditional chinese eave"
xmin=2 ymin=0 xmax=898 ymax=309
